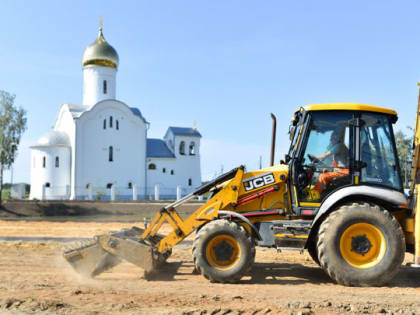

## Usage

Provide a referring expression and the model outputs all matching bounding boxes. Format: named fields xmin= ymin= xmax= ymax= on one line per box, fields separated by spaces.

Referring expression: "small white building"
xmin=29 ymin=24 xmax=201 ymax=200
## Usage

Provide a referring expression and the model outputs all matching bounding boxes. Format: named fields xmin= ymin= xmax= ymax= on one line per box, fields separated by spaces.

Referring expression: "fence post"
xmin=111 ymin=185 xmax=116 ymax=201
xmin=154 ymin=184 xmax=160 ymax=201
xmin=88 ymin=184 xmax=93 ymax=200
xmin=41 ymin=184 xmax=46 ymax=201
xmin=133 ymin=184 xmax=137 ymax=201
xmin=176 ymin=185 xmax=182 ymax=200
xmin=66 ymin=185 xmax=70 ymax=200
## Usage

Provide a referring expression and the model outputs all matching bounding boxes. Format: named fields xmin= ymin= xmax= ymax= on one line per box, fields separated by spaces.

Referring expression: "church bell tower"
xmin=82 ymin=19 xmax=119 ymax=106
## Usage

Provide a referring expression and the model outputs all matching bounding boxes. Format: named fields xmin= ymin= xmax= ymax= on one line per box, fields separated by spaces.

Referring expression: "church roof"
xmin=68 ymin=104 xmax=86 ymax=118
xmin=130 ymin=107 xmax=147 ymax=122
xmin=167 ymin=127 xmax=202 ymax=138
xmin=82 ymin=23 xmax=119 ymax=69
xmin=147 ymin=139 xmax=175 ymax=158
xmin=31 ymin=130 xmax=71 ymax=148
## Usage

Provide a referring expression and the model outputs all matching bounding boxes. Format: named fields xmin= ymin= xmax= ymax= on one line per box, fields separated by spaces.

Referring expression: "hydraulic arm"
xmin=64 ymin=166 xmax=246 ymax=277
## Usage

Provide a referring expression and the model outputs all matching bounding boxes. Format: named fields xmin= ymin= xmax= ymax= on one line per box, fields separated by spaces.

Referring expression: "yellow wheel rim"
xmin=205 ymin=234 xmax=241 ymax=271
xmin=339 ymin=223 xmax=386 ymax=269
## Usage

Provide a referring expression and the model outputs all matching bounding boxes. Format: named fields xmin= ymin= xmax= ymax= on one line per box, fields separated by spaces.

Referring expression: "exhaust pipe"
xmin=270 ymin=113 xmax=277 ymax=166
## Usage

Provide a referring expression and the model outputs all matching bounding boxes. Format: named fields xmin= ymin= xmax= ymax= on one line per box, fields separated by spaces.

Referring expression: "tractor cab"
xmin=287 ymin=103 xmax=402 ymax=214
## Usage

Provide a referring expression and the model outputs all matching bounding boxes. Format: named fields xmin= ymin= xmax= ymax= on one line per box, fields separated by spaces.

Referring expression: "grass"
xmin=1 ymin=189 xmax=10 ymax=200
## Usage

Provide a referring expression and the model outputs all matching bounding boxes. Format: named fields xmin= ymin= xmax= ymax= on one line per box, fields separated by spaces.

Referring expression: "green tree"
xmin=395 ymin=127 xmax=413 ymax=189
xmin=0 ymin=91 xmax=27 ymax=202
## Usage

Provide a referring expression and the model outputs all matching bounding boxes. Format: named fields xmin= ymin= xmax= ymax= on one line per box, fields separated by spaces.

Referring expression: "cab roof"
xmin=302 ymin=103 xmax=397 ymax=116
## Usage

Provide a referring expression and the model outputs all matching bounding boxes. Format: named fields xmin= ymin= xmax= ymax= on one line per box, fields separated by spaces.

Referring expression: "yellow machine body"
xmin=64 ymin=101 xmax=419 ymax=286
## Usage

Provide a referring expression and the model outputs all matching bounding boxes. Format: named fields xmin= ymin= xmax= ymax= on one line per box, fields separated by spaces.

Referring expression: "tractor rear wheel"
xmin=192 ymin=219 xmax=255 ymax=283
xmin=317 ymin=202 xmax=405 ymax=286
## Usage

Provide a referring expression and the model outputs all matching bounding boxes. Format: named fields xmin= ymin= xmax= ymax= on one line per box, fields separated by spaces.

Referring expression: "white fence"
xmin=38 ymin=184 xmax=200 ymax=201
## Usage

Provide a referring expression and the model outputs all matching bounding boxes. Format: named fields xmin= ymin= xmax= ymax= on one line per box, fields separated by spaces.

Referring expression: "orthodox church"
xmin=29 ymin=24 xmax=202 ymax=200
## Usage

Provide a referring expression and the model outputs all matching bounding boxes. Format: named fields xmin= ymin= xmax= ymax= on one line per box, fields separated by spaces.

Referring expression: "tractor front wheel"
xmin=192 ymin=219 xmax=255 ymax=283
xmin=317 ymin=202 xmax=405 ymax=286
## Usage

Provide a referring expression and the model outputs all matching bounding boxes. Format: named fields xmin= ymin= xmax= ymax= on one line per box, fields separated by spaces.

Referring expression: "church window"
xmin=188 ymin=178 xmax=192 ymax=186
xmin=55 ymin=156 xmax=59 ymax=168
xmin=128 ymin=182 xmax=132 ymax=189
xmin=45 ymin=182 xmax=51 ymax=188
xmin=189 ymin=142 xmax=196 ymax=155
xmin=109 ymin=146 xmax=113 ymax=162
xmin=103 ymin=119 xmax=106 ymax=129
xmin=42 ymin=156 xmax=46 ymax=168
xmin=162 ymin=168 xmax=166 ymax=173
xmin=179 ymin=141 xmax=185 ymax=155
xmin=148 ymin=163 xmax=156 ymax=170
xmin=103 ymin=80 xmax=107 ymax=94
xmin=171 ymin=170 xmax=174 ymax=175
xmin=116 ymin=120 xmax=119 ymax=130
xmin=106 ymin=183 xmax=113 ymax=189
xmin=110 ymin=116 xmax=113 ymax=128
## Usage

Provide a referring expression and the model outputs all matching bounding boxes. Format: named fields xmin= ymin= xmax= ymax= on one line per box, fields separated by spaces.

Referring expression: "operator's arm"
xmin=313 ymin=151 xmax=332 ymax=160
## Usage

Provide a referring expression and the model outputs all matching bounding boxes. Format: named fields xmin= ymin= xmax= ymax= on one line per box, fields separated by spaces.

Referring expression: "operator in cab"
xmin=308 ymin=127 xmax=350 ymax=195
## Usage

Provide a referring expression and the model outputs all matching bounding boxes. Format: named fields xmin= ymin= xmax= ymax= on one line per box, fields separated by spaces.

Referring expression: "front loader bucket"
xmin=64 ymin=240 xmax=121 ymax=277
xmin=63 ymin=227 xmax=157 ymax=278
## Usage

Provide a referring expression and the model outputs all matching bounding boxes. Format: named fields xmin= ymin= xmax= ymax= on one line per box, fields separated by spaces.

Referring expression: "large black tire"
xmin=192 ymin=219 xmax=255 ymax=283
xmin=307 ymin=242 xmax=320 ymax=266
xmin=317 ymin=202 xmax=405 ymax=286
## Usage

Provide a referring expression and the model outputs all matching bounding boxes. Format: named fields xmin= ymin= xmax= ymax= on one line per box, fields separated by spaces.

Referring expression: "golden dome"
xmin=82 ymin=24 xmax=119 ymax=69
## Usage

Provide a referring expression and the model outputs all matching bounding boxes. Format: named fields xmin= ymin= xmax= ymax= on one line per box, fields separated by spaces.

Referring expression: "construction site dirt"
xmin=0 ymin=219 xmax=420 ymax=315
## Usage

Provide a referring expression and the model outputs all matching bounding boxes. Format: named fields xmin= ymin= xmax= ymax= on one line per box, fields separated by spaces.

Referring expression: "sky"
xmin=1 ymin=0 xmax=420 ymax=184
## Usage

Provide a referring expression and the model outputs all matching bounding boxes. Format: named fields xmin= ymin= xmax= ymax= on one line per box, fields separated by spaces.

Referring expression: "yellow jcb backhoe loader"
xmin=64 ymin=101 xmax=420 ymax=287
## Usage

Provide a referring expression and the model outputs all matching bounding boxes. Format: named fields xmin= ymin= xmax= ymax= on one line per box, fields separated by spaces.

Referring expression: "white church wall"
xmin=54 ymin=105 xmax=76 ymax=146
xmin=146 ymin=158 xmax=178 ymax=198
xmin=83 ymin=65 xmax=117 ymax=106
xmin=74 ymin=100 xmax=147 ymax=200
xmin=54 ymin=106 xmax=77 ymax=198
xmin=29 ymin=146 xmax=71 ymax=200
xmin=174 ymin=135 xmax=202 ymax=189
xmin=145 ymin=135 xmax=202 ymax=199
xmin=163 ymin=131 xmax=175 ymax=153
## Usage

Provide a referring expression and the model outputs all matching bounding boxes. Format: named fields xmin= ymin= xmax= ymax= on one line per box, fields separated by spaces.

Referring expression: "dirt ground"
xmin=0 ymin=220 xmax=420 ymax=314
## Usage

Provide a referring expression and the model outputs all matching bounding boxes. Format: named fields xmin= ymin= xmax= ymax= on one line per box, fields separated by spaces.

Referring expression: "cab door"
xmin=290 ymin=111 xmax=354 ymax=214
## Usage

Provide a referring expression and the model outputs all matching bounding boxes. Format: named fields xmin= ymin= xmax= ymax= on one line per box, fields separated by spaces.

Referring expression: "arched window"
xmin=45 ymin=182 xmax=51 ymax=188
xmin=55 ymin=156 xmax=59 ymax=168
xmin=103 ymin=119 xmax=106 ymax=129
xmin=128 ymin=182 xmax=133 ymax=189
xmin=106 ymin=183 xmax=113 ymax=189
xmin=188 ymin=178 xmax=192 ymax=186
xmin=109 ymin=146 xmax=113 ymax=162
xmin=116 ymin=120 xmax=119 ymax=130
xmin=170 ymin=170 xmax=174 ymax=175
xmin=162 ymin=168 xmax=166 ymax=173
xmin=42 ymin=156 xmax=46 ymax=168
xmin=148 ymin=163 xmax=156 ymax=170
xmin=189 ymin=142 xmax=196 ymax=155
xmin=109 ymin=116 xmax=113 ymax=128
xmin=103 ymin=80 xmax=107 ymax=94
xmin=179 ymin=141 xmax=185 ymax=155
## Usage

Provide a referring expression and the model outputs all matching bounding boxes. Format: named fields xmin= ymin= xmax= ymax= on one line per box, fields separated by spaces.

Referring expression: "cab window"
xmin=360 ymin=113 xmax=401 ymax=190
xmin=298 ymin=111 xmax=352 ymax=202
